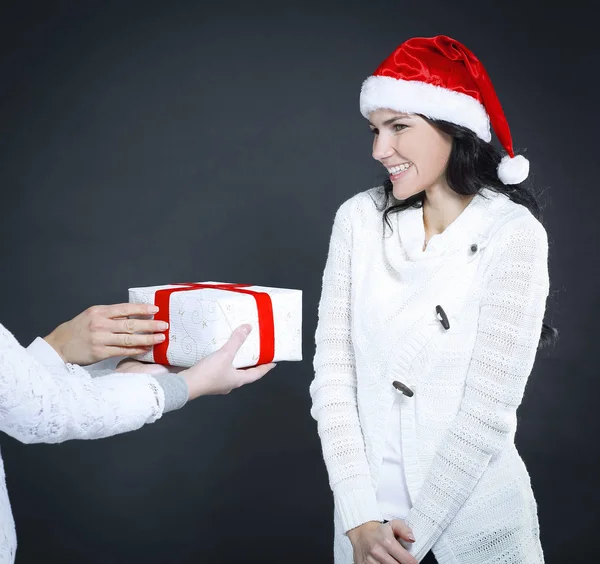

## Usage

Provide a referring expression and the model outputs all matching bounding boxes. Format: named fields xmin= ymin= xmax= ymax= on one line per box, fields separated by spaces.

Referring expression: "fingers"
xmin=220 ymin=325 xmax=252 ymax=358
xmin=109 ymin=318 xmax=169 ymax=335
xmin=389 ymin=520 xmax=415 ymax=544
xmin=236 ymin=363 xmax=276 ymax=386
xmin=383 ymin=538 xmax=417 ymax=564
xmin=108 ymin=333 xmax=165 ymax=348
xmin=100 ymin=303 xmax=160 ymax=320
xmin=370 ymin=550 xmax=403 ymax=564
xmin=370 ymin=522 xmax=416 ymax=564
xmin=360 ymin=546 xmax=403 ymax=564
xmin=398 ymin=552 xmax=418 ymax=564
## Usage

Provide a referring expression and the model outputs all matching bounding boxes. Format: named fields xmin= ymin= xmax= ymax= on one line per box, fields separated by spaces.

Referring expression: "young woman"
xmin=0 ymin=303 xmax=274 ymax=562
xmin=310 ymin=35 xmax=555 ymax=564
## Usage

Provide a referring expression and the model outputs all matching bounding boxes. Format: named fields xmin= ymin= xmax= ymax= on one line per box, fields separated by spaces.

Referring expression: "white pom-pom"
xmin=497 ymin=154 xmax=529 ymax=185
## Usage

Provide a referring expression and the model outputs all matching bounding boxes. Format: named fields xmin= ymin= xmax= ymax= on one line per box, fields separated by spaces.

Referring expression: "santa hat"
xmin=359 ymin=35 xmax=529 ymax=185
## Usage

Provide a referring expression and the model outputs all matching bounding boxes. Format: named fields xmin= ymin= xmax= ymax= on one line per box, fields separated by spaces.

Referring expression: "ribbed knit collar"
xmin=383 ymin=188 xmax=510 ymax=273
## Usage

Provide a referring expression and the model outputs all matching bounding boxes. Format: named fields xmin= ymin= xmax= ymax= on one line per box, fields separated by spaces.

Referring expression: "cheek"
xmin=432 ymin=146 xmax=452 ymax=174
xmin=432 ymin=131 xmax=452 ymax=163
xmin=416 ymin=134 xmax=451 ymax=176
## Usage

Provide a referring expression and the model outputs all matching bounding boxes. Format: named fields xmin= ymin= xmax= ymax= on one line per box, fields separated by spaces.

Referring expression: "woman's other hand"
xmin=347 ymin=520 xmax=417 ymax=564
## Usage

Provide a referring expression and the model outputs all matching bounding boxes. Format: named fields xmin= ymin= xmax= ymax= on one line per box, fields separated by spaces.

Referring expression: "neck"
xmin=423 ymin=182 xmax=475 ymax=237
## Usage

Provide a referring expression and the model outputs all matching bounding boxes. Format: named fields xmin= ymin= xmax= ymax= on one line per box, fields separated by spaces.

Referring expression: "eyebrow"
xmin=368 ymin=115 xmax=411 ymax=127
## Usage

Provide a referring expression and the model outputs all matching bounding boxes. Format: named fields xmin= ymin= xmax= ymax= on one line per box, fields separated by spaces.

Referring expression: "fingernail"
xmin=149 ymin=305 xmax=159 ymax=313
xmin=242 ymin=324 xmax=251 ymax=334
xmin=407 ymin=534 xmax=415 ymax=542
xmin=156 ymin=334 xmax=166 ymax=341
xmin=158 ymin=322 xmax=169 ymax=330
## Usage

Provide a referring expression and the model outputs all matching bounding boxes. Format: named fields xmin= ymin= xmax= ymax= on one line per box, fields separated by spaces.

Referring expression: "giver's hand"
xmin=44 ymin=303 xmax=168 ymax=366
xmin=348 ymin=520 xmax=417 ymax=564
xmin=181 ymin=324 xmax=276 ymax=399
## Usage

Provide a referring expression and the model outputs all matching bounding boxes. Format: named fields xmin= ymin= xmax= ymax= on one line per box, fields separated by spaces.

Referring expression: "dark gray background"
xmin=0 ymin=1 xmax=597 ymax=562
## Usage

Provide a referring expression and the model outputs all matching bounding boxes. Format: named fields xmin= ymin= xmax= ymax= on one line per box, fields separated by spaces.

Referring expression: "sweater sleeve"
xmin=27 ymin=336 xmax=188 ymax=412
xmin=404 ymin=218 xmax=550 ymax=560
xmin=309 ymin=201 xmax=383 ymax=533
xmin=26 ymin=336 xmax=70 ymax=377
xmin=0 ymin=322 xmax=165 ymax=444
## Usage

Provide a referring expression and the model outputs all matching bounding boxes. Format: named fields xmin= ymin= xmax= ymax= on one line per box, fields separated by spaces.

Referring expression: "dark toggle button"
xmin=435 ymin=305 xmax=450 ymax=330
xmin=470 ymin=243 xmax=478 ymax=253
xmin=393 ymin=380 xmax=414 ymax=397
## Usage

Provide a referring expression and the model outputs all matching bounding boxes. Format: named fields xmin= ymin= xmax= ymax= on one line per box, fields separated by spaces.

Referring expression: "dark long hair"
xmin=376 ymin=116 xmax=557 ymax=349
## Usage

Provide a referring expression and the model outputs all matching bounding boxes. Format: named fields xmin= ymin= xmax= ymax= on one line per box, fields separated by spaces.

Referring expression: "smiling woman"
xmin=310 ymin=35 xmax=556 ymax=564
xmin=368 ymin=111 xmax=453 ymax=205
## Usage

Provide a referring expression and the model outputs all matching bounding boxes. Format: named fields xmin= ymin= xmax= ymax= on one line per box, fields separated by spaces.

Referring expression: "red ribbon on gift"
xmin=152 ymin=283 xmax=275 ymax=367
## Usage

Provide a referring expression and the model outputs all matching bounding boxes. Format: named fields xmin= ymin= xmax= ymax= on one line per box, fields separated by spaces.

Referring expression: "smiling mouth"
xmin=387 ymin=163 xmax=413 ymax=175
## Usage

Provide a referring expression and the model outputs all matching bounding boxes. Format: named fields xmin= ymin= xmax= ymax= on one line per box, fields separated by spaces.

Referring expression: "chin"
xmin=391 ymin=183 xmax=422 ymax=201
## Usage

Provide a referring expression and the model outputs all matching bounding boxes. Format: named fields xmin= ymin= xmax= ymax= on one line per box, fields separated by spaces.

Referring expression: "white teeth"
xmin=388 ymin=163 xmax=412 ymax=174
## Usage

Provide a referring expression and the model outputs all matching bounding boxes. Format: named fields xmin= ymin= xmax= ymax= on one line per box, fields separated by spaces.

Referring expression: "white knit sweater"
xmin=0 ymin=324 xmax=166 ymax=563
xmin=310 ymin=187 xmax=549 ymax=563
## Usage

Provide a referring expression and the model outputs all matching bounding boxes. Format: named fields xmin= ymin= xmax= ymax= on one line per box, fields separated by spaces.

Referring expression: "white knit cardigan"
xmin=0 ymin=324 xmax=165 ymax=563
xmin=310 ymin=187 xmax=550 ymax=563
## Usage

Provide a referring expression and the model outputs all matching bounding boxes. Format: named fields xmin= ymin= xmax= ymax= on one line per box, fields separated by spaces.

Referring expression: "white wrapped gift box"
xmin=128 ymin=282 xmax=302 ymax=368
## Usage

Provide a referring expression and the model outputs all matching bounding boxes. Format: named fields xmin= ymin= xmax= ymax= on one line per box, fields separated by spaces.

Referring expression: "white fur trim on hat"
xmin=497 ymin=154 xmax=529 ymax=184
xmin=360 ymin=75 xmax=491 ymax=142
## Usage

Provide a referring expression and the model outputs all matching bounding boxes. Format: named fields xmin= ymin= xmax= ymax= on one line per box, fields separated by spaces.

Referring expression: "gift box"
xmin=128 ymin=282 xmax=302 ymax=368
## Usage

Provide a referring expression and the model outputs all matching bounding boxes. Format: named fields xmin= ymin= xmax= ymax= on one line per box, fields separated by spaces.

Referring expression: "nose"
xmin=372 ymin=133 xmax=394 ymax=161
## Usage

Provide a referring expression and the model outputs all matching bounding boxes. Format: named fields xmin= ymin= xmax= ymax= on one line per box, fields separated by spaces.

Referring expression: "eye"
xmin=370 ymin=128 xmax=379 ymax=136
xmin=393 ymin=123 xmax=407 ymax=132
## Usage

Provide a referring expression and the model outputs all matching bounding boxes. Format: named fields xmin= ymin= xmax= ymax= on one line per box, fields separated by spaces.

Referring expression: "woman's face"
xmin=369 ymin=109 xmax=453 ymax=200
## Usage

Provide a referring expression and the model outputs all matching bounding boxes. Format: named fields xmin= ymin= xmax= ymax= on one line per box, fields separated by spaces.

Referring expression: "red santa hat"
xmin=359 ymin=35 xmax=529 ymax=185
